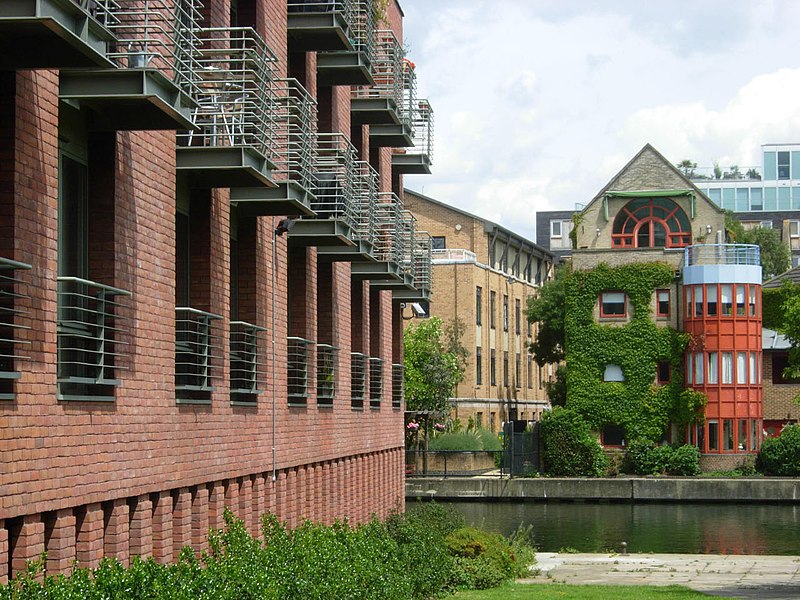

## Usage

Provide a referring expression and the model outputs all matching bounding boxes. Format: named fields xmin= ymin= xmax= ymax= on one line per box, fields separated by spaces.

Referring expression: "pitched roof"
xmin=763 ymin=328 xmax=791 ymax=350
xmin=764 ymin=265 xmax=800 ymax=289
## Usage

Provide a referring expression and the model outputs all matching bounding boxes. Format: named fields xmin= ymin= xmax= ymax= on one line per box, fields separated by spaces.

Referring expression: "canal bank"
xmin=406 ymin=476 xmax=800 ymax=503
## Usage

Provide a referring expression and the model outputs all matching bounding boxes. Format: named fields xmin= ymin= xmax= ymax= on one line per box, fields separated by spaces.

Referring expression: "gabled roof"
xmin=764 ymin=265 xmax=800 ymax=289
xmin=763 ymin=328 xmax=791 ymax=351
xmin=580 ymin=143 xmax=725 ymax=217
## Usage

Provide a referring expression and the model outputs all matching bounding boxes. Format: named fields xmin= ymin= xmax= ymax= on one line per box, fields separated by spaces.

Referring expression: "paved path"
xmin=524 ymin=552 xmax=800 ymax=599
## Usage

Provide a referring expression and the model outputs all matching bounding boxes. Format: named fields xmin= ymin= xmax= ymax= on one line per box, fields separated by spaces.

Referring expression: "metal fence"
xmin=288 ymin=336 xmax=313 ymax=404
xmin=230 ymin=320 xmax=265 ymax=400
xmin=175 ymin=306 xmax=222 ymax=397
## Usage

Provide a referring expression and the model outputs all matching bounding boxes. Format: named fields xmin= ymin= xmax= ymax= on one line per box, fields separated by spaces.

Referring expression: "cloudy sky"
xmin=399 ymin=0 xmax=800 ymax=242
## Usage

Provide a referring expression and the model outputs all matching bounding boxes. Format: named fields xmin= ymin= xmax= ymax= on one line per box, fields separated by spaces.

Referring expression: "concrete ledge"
xmin=407 ymin=477 xmax=800 ymax=503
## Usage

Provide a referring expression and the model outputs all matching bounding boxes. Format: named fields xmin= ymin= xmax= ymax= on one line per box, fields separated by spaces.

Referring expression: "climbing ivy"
xmin=564 ymin=262 xmax=706 ymax=444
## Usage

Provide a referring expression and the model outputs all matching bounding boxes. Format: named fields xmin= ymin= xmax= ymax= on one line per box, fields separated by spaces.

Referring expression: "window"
xmin=600 ymin=291 xmax=626 ymax=317
xmin=527 ymin=355 xmax=533 ymax=389
xmin=772 ymin=353 xmax=800 ymax=384
xmin=475 ymin=287 xmax=482 ymax=325
xmin=515 ymin=299 xmax=521 ymax=334
xmin=736 ymin=285 xmax=745 ymax=316
xmin=431 ymin=236 xmax=446 ymax=250
xmin=550 ymin=220 xmax=562 ymax=238
xmin=476 ymin=347 xmax=482 ymax=385
xmin=603 ymin=364 xmax=624 ymax=382
xmin=720 ymin=284 xmax=732 ymax=316
xmin=611 ymin=197 xmax=692 ymax=248
xmin=687 ymin=354 xmax=693 ymax=384
xmin=721 ymin=352 xmax=733 ymax=384
xmin=490 ymin=412 xmax=496 ymax=432
xmin=601 ymin=424 xmax=625 ymax=447
xmin=656 ymin=289 xmax=670 ymax=317
xmin=707 ymin=285 xmax=717 ymax=316
xmin=737 ymin=352 xmax=747 ymax=384
xmin=476 ymin=412 xmax=483 ymax=429
xmin=708 ymin=420 xmax=719 ymax=451
xmin=490 ymin=291 xmax=496 ymax=329
xmin=503 ymin=351 xmax=509 ymax=387
xmin=723 ymin=419 xmax=734 ymax=451
xmin=759 ymin=220 xmax=773 ymax=229
xmin=657 ymin=360 xmax=670 ymax=384
xmin=694 ymin=285 xmax=703 ymax=317
xmin=694 ymin=352 xmax=704 ymax=384
xmin=738 ymin=419 xmax=748 ymax=451
xmin=490 ymin=349 xmax=496 ymax=386
xmin=790 ymin=221 xmax=800 ymax=238
xmin=502 ymin=295 xmax=508 ymax=331
xmin=685 ymin=287 xmax=692 ymax=318
xmin=515 ymin=353 xmax=521 ymax=387
xmin=778 ymin=151 xmax=790 ymax=180
xmin=749 ymin=286 xmax=756 ymax=316
xmin=749 ymin=352 xmax=757 ymax=384
xmin=527 ymin=307 xmax=532 ymax=337
xmin=707 ymin=352 xmax=718 ymax=384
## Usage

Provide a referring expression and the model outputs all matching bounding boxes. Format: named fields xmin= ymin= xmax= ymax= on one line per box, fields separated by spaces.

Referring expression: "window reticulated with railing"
xmin=352 ymin=161 xmax=378 ymax=245
xmin=373 ymin=192 xmax=404 ymax=264
xmin=316 ymin=343 xmax=337 ymax=406
xmin=391 ymin=363 xmax=403 ymax=409
xmin=369 ymin=357 xmax=383 ymax=409
xmin=175 ymin=307 xmax=222 ymax=401
xmin=0 ymin=259 xmax=31 ymax=400
xmin=309 ymin=133 xmax=358 ymax=229
xmin=57 ymin=277 xmax=131 ymax=401
xmin=270 ymin=78 xmax=317 ymax=193
xmin=178 ymin=27 xmax=277 ymax=161
xmin=288 ymin=336 xmax=313 ymax=404
xmin=351 ymin=351 xmax=366 ymax=409
xmin=230 ymin=320 xmax=266 ymax=403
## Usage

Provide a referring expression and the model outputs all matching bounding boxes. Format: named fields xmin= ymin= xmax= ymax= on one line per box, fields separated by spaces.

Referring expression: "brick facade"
xmin=0 ymin=0 xmax=417 ymax=578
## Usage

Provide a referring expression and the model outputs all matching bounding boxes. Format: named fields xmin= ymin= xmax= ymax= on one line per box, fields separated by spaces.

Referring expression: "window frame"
xmin=550 ymin=220 xmax=562 ymax=238
xmin=502 ymin=294 xmax=509 ymax=332
xmin=489 ymin=291 xmax=496 ymax=329
xmin=431 ymin=236 xmax=446 ymax=250
xmin=475 ymin=346 xmax=482 ymax=385
xmin=599 ymin=291 xmax=627 ymax=318
xmin=790 ymin=220 xmax=800 ymax=238
xmin=656 ymin=289 xmax=670 ymax=318
xmin=475 ymin=286 xmax=482 ymax=326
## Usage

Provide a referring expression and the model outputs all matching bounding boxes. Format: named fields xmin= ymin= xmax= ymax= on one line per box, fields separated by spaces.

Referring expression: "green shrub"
xmin=428 ymin=431 xmax=483 ymax=451
xmin=475 ymin=428 xmax=503 ymax=451
xmin=668 ymin=444 xmax=701 ymax=476
xmin=625 ymin=442 xmax=700 ymax=476
xmin=540 ymin=407 xmax=608 ymax=476
xmin=757 ymin=424 xmax=800 ymax=476
xmin=445 ymin=527 xmax=521 ymax=589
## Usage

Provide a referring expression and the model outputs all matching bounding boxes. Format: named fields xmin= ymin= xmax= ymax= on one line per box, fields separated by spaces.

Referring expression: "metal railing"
xmin=350 ymin=0 xmax=376 ymax=66
xmin=391 ymin=363 xmax=403 ymax=409
xmin=398 ymin=210 xmax=417 ymax=277
xmin=270 ymin=78 xmax=317 ymax=192
xmin=175 ymin=307 xmax=222 ymax=395
xmin=400 ymin=55 xmax=417 ymax=130
xmin=683 ymin=244 xmax=761 ymax=267
xmin=309 ymin=133 xmax=358 ymax=229
xmin=57 ymin=277 xmax=131 ymax=396
xmin=409 ymin=99 xmax=433 ymax=159
xmin=288 ymin=336 xmax=313 ymax=403
xmin=350 ymin=351 xmax=366 ymax=409
xmin=105 ymin=0 xmax=204 ymax=99
xmin=287 ymin=0 xmax=355 ymax=26
xmin=71 ymin=0 xmax=121 ymax=26
xmin=352 ymin=29 xmax=402 ymax=110
xmin=411 ymin=231 xmax=432 ymax=291
xmin=316 ymin=343 xmax=337 ymax=405
xmin=373 ymin=192 xmax=404 ymax=264
xmin=0 ymin=259 xmax=31 ymax=396
xmin=352 ymin=161 xmax=378 ymax=245
xmin=431 ymin=248 xmax=477 ymax=263
xmin=369 ymin=356 xmax=383 ymax=409
xmin=230 ymin=320 xmax=265 ymax=399
xmin=179 ymin=27 xmax=277 ymax=161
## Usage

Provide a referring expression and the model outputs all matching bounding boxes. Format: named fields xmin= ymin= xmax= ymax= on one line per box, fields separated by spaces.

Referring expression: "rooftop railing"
xmin=270 ymin=78 xmax=318 ymax=192
xmin=431 ymin=248 xmax=477 ymax=263
xmin=352 ymin=161 xmax=379 ymax=245
xmin=683 ymin=244 xmax=761 ymax=267
xmin=179 ymin=27 xmax=277 ymax=160
xmin=309 ymin=133 xmax=359 ymax=229
xmin=373 ymin=192 xmax=404 ymax=264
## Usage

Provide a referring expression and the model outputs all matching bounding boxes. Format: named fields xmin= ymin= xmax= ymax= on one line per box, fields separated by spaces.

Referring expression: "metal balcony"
xmin=369 ymin=209 xmax=416 ymax=290
xmin=177 ymin=27 xmax=278 ymax=189
xmin=175 ymin=307 xmax=222 ymax=402
xmin=352 ymin=192 xmax=405 ymax=283
xmin=287 ymin=0 xmax=355 ymax=52
xmin=57 ymin=277 xmax=130 ymax=401
xmin=393 ymin=230 xmax=432 ymax=304
xmin=391 ymin=363 xmax=403 ymax=409
xmin=317 ymin=160 xmax=378 ymax=262
xmin=0 ymin=0 xmax=117 ymax=69
xmin=316 ymin=0 xmax=375 ymax=86
xmin=316 ymin=343 xmax=337 ymax=406
xmin=288 ymin=132 xmax=358 ymax=247
xmin=59 ymin=0 xmax=202 ymax=131
xmin=288 ymin=336 xmax=314 ymax=405
xmin=350 ymin=351 xmax=366 ymax=409
xmin=0 ymin=258 xmax=31 ymax=400
xmin=392 ymin=99 xmax=433 ymax=174
xmin=231 ymin=78 xmax=317 ymax=217
xmin=230 ymin=320 xmax=265 ymax=403
xmin=351 ymin=30 xmax=402 ymax=125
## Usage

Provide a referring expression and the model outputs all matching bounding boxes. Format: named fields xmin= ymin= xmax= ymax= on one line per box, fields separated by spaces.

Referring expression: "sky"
xmin=398 ymin=0 xmax=800 ymax=243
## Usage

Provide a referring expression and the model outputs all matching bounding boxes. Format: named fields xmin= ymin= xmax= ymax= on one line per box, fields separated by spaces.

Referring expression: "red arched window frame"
xmin=612 ymin=198 xmax=691 ymax=248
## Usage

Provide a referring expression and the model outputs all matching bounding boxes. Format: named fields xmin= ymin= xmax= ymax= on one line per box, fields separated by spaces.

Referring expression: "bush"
xmin=428 ymin=428 xmax=501 ymax=452
xmin=757 ymin=424 xmax=800 ymax=476
xmin=540 ymin=407 xmax=608 ymax=476
xmin=624 ymin=442 xmax=700 ymax=476
xmin=669 ymin=444 xmax=701 ymax=476
xmin=445 ymin=527 xmax=530 ymax=589
xmin=475 ymin=428 xmax=503 ymax=451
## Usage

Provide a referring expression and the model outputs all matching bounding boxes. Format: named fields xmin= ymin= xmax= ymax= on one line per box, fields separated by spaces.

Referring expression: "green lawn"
xmin=449 ymin=582 xmax=730 ymax=599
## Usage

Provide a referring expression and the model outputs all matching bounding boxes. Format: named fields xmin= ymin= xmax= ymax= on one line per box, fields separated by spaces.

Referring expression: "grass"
xmin=449 ymin=582 xmax=730 ymax=599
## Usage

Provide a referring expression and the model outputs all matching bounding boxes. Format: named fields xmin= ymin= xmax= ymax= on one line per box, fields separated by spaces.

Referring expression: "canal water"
xmin=446 ymin=500 xmax=800 ymax=555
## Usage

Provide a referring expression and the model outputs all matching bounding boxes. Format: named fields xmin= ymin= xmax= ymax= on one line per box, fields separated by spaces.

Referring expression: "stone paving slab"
xmin=524 ymin=553 xmax=800 ymax=599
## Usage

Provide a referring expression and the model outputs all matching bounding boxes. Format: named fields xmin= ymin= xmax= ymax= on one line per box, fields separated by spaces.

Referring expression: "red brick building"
xmin=0 ymin=0 xmax=432 ymax=580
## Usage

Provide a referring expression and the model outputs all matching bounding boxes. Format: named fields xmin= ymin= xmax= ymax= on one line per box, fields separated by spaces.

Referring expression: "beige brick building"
xmin=403 ymin=189 xmax=556 ymax=432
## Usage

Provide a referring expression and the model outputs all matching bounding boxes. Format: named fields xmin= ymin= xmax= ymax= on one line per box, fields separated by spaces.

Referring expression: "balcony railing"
xmin=373 ymin=192 xmax=404 ymax=264
xmin=175 ymin=307 xmax=222 ymax=399
xmin=351 ymin=351 xmax=366 ymax=409
xmin=412 ymin=231 xmax=432 ymax=291
xmin=230 ymin=320 xmax=266 ymax=401
xmin=431 ymin=248 xmax=477 ymax=263
xmin=352 ymin=29 xmax=402 ymax=112
xmin=316 ymin=343 xmax=337 ymax=405
xmin=410 ymin=99 xmax=433 ymax=158
xmin=352 ymin=161 xmax=379 ymax=245
xmin=369 ymin=356 xmax=383 ymax=409
xmin=398 ymin=210 xmax=417 ymax=277
xmin=57 ymin=277 xmax=131 ymax=401
xmin=309 ymin=133 xmax=359 ymax=229
xmin=683 ymin=244 xmax=761 ymax=267
xmin=178 ymin=27 xmax=277 ymax=169
xmin=350 ymin=0 xmax=376 ymax=66
xmin=0 ymin=259 xmax=31 ymax=400
xmin=288 ymin=336 xmax=314 ymax=404
xmin=270 ymin=78 xmax=318 ymax=193
xmin=391 ymin=363 xmax=403 ymax=409
xmin=400 ymin=56 xmax=417 ymax=130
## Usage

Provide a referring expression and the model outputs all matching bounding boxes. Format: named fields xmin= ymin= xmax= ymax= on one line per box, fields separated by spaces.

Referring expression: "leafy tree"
xmin=404 ymin=317 xmax=466 ymax=412
xmin=526 ymin=264 xmax=568 ymax=366
xmin=725 ymin=211 xmax=789 ymax=280
xmin=443 ymin=317 xmax=469 ymax=378
xmin=676 ymin=159 xmax=697 ymax=178
xmin=545 ymin=365 xmax=567 ymax=407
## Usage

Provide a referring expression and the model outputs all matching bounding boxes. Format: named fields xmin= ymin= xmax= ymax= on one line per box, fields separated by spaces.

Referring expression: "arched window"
xmin=611 ymin=198 xmax=691 ymax=248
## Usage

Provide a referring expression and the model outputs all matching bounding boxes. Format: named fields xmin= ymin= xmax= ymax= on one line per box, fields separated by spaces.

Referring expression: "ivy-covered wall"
xmin=564 ymin=262 xmax=706 ymax=443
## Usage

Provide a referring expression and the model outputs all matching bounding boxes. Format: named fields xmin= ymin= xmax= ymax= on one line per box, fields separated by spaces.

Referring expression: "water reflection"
xmin=447 ymin=501 xmax=800 ymax=555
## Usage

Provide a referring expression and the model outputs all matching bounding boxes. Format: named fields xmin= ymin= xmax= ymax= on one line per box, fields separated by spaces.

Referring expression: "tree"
xmin=526 ymin=264 xmax=568 ymax=366
xmin=676 ymin=159 xmax=697 ymax=178
xmin=725 ymin=211 xmax=789 ymax=280
xmin=404 ymin=317 xmax=466 ymax=413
